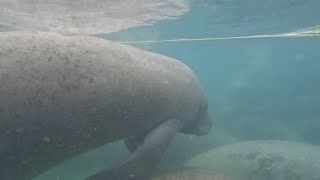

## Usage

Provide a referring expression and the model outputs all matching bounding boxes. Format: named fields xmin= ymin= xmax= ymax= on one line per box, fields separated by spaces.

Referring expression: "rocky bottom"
xmin=152 ymin=167 xmax=232 ymax=180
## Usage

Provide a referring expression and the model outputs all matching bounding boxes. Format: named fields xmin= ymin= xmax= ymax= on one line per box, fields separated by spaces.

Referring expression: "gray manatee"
xmin=0 ymin=31 xmax=212 ymax=180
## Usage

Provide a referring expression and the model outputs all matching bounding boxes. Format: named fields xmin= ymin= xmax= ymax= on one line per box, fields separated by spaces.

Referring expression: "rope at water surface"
xmin=118 ymin=25 xmax=320 ymax=44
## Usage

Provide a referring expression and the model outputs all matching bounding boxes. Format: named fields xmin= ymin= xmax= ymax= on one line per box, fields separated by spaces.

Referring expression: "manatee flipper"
xmin=85 ymin=118 xmax=183 ymax=180
xmin=124 ymin=135 xmax=146 ymax=153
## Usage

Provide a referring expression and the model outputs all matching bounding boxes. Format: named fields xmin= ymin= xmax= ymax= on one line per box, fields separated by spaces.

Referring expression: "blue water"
xmin=100 ymin=0 xmax=320 ymax=144
xmin=2 ymin=0 xmax=320 ymax=179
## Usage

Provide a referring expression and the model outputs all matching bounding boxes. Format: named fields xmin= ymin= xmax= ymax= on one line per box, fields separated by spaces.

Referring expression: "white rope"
xmin=118 ymin=27 xmax=320 ymax=44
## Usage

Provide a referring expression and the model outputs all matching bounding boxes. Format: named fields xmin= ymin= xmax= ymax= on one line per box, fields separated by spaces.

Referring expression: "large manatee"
xmin=0 ymin=31 xmax=212 ymax=180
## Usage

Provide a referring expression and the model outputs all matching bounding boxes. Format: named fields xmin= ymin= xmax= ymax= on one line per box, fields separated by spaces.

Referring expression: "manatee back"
xmin=0 ymin=31 xmax=201 ymax=138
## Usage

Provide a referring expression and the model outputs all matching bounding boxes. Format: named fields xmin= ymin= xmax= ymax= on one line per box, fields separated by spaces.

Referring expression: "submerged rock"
xmin=152 ymin=167 xmax=232 ymax=180
xmin=185 ymin=140 xmax=320 ymax=180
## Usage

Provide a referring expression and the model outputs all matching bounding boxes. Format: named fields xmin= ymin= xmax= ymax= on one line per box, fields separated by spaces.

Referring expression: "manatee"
xmin=185 ymin=140 xmax=320 ymax=180
xmin=0 ymin=31 xmax=212 ymax=180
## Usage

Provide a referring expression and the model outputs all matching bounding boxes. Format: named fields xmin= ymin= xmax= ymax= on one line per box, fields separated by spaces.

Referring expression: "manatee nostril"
xmin=195 ymin=114 xmax=212 ymax=136
xmin=195 ymin=124 xmax=212 ymax=136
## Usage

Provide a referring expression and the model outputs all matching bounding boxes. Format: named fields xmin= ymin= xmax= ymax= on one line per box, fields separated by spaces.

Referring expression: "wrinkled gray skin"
xmin=0 ymin=32 xmax=212 ymax=180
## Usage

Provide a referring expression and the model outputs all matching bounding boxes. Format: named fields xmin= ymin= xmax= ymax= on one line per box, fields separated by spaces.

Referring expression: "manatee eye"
xmin=198 ymin=101 xmax=208 ymax=120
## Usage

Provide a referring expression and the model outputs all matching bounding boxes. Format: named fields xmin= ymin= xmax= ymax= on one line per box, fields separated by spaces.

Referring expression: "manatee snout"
xmin=181 ymin=102 xmax=213 ymax=136
xmin=193 ymin=113 xmax=212 ymax=136
xmin=192 ymin=99 xmax=213 ymax=136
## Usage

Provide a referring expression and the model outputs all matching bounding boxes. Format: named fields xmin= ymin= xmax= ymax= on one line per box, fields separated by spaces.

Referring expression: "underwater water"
xmin=1 ymin=0 xmax=320 ymax=180
xmin=33 ymin=1 xmax=320 ymax=180
xmin=103 ymin=0 xmax=320 ymax=145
